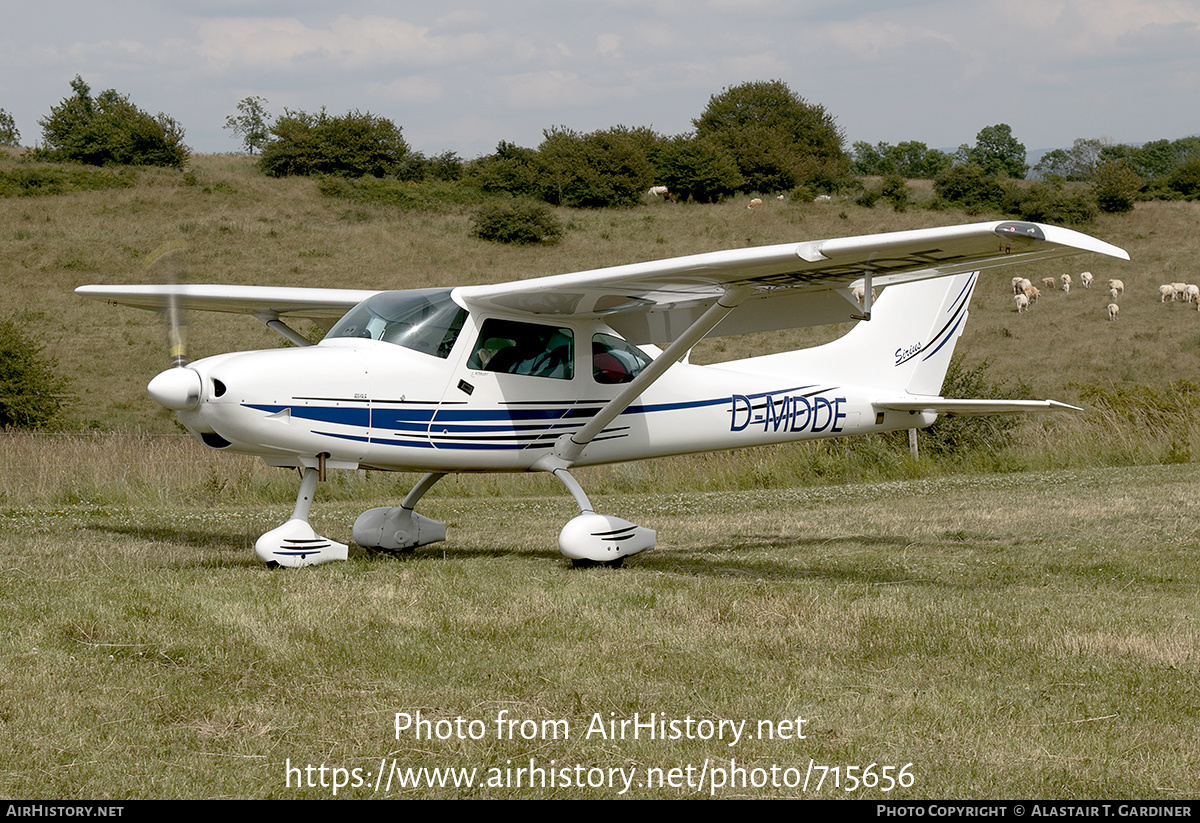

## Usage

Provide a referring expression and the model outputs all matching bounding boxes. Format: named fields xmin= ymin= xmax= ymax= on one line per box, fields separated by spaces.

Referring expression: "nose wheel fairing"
xmin=254 ymin=468 xmax=349 ymax=568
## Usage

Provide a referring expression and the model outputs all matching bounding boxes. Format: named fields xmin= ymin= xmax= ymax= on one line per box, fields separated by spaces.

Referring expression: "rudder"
xmin=727 ymin=272 xmax=979 ymax=397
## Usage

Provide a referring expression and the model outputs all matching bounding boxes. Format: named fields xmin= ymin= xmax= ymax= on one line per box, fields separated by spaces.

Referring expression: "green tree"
xmin=1033 ymin=138 xmax=1105 ymax=181
xmin=0 ymin=108 xmax=18 ymax=147
xmin=851 ymin=141 xmax=887 ymax=176
xmin=650 ymin=135 xmax=742 ymax=202
xmin=259 ymin=108 xmax=409 ymax=178
xmin=889 ymin=141 xmax=952 ymax=179
xmin=1167 ymin=156 xmax=1200 ymax=199
xmin=1092 ymin=159 xmax=1143 ymax=213
xmin=536 ymin=126 xmax=655 ymax=208
xmin=224 ymin=96 xmax=270 ymax=154
xmin=934 ymin=163 xmax=1006 ymax=212
xmin=967 ymin=124 xmax=1026 ymax=178
xmin=693 ymin=80 xmax=848 ymax=192
xmin=37 ymin=75 xmax=188 ymax=168
xmin=0 ymin=317 xmax=72 ymax=429
xmin=467 ymin=141 xmax=542 ymax=197
xmin=854 ymin=140 xmax=950 ymax=179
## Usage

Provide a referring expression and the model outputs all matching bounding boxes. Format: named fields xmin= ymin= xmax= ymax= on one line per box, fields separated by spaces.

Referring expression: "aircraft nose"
xmin=147 ymin=367 xmax=202 ymax=410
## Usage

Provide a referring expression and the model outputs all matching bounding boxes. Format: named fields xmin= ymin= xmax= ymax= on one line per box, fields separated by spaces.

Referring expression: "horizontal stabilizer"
xmin=875 ymin=398 xmax=1082 ymax=416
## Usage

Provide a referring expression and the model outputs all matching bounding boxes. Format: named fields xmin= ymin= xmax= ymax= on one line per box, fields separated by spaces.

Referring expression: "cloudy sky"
xmin=3 ymin=0 xmax=1198 ymax=159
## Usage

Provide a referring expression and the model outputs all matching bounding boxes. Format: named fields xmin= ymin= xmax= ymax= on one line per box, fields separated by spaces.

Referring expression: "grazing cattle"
xmin=1080 ymin=271 xmax=1094 ymax=289
xmin=647 ymin=186 xmax=674 ymax=202
xmin=1161 ymin=284 xmax=1176 ymax=302
xmin=1188 ymin=285 xmax=1199 ymax=303
xmin=1042 ymin=277 xmax=1057 ymax=291
xmin=1110 ymin=287 xmax=1120 ymax=301
xmin=1022 ymin=285 xmax=1041 ymax=303
xmin=1014 ymin=293 xmax=1030 ymax=313
xmin=1108 ymin=303 xmax=1120 ymax=321
xmin=748 ymin=198 xmax=763 ymax=209
xmin=1108 ymin=279 xmax=1124 ymax=295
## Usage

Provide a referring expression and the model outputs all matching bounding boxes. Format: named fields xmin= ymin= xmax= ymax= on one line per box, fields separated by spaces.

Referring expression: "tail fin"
xmin=731 ymin=272 xmax=978 ymax=396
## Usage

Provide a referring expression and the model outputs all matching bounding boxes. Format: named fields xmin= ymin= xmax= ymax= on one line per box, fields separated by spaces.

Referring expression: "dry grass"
xmin=2 ymin=464 xmax=1197 ymax=798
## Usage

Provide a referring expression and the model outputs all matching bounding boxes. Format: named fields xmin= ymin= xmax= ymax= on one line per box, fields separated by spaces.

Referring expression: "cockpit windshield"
xmin=323 ymin=288 xmax=467 ymax=359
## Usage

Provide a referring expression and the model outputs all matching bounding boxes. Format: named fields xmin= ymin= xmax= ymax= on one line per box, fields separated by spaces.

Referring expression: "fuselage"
xmin=168 ymin=290 xmax=934 ymax=473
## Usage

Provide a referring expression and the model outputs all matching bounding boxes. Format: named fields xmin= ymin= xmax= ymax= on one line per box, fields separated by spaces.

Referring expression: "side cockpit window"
xmin=324 ymin=289 xmax=467 ymax=359
xmin=467 ymin=318 xmax=574 ymax=380
xmin=592 ymin=333 xmax=652 ymax=384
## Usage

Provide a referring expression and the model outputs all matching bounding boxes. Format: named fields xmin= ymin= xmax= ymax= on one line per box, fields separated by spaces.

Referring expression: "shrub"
xmin=37 ymin=76 xmax=188 ymax=169
xmin=0 ymin=163 xmax=136 ymax=197
xmin=879 ymin=174 xmax=910 ymax=211
xmin=933 ymin=164 xmax=1006 ymax=213
xmin=650 ymin=135 xmax=743 ymax=203
xmin=0 ymin=316 xmax=72 ymax=429
xmin=920 ymin=356 xmax=1029 ymax=456
xmin=1091 ymin=160 xmax=1143 ymax=213
xmin=1004 ymin=181 xmax=1097 ymax=225
xmin=470 ymin=199 xmax=563 ymax=244
xmin=1166 ymin=157 xmax=1200 ymax=199
xmin=537 ymin=126 xmax=656 ymax=208
xmin=259 ymin=108 xmax=409 ymax=178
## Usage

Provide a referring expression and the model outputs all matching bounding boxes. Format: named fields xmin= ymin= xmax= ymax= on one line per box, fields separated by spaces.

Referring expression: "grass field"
xmin=2 ymin=459 xmax=1197 ymax=798
xmin=2 ymin=154 xmax=1199 ymax=798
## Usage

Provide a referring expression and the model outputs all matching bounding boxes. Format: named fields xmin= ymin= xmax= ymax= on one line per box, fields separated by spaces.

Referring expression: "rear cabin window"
xmin=592 ymin=333 xmax=653 ymax=384
xmin=467 ymin=319 xmax=574 ymax=380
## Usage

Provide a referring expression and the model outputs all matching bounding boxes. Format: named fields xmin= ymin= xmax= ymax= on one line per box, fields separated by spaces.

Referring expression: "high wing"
xmin=74 ymin=283 xmax=382 ymax=344
xmin=455 ymin=220 xmax=1129 ymax=345
xmin=74 ymin=284 xmax=380 ymax=324
xmin=78 ymin=221 xmax=1127 ymax=347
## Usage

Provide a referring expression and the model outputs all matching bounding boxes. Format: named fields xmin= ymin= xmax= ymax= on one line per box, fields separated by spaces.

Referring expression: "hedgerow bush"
xmin=470 ymin=199 xmax=563 ymax=244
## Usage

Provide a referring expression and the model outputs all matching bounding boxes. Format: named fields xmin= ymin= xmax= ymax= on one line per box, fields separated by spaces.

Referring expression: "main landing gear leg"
xmin=254 ymin=467 xmax=349 ymax=568
xmin=549 ymin=467 xmax=655 ymax=568
xmin=353 ymin=472 xmax=448 ymax=554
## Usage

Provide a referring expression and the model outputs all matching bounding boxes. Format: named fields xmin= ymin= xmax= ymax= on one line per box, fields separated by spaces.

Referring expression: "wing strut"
xmin=536 ymin=285 xmax=753 ymax=471
xmin=851 ymin=269 xmax=873 ymax=321
xmin=255 ymin=310 xmax=314 ymax=347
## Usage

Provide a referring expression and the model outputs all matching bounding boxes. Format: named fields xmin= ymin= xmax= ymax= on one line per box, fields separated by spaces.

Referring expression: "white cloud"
xmin=193 ymin=14 xmax=490 ymax=74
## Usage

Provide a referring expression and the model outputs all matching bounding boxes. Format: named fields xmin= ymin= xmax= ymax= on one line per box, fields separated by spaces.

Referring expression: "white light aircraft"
xmin=78 ymin=220 xmax=1127 ymax=568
